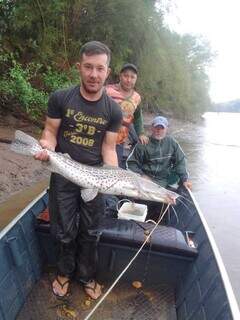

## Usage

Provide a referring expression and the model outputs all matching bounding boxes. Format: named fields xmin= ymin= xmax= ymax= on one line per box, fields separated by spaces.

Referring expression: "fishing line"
xmin=83 ymin=204 xmax=170 ymax=320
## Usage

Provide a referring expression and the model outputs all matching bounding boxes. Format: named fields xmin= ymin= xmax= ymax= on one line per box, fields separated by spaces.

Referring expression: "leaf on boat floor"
xmin=17 ymin=273 xmax=177 ymax=320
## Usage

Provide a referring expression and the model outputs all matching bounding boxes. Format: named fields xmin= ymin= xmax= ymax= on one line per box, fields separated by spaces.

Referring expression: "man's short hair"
xmin=80 ymin=41 xmax=111 ymax=65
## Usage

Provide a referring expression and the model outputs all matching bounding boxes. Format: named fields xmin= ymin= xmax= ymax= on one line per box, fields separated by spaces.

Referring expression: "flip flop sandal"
xmin=52 ymin=276 xmax=70 ymax=298
xmin=83 ymin=280 xmax=102 ymax=300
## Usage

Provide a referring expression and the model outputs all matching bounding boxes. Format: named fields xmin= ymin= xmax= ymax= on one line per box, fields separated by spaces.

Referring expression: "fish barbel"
xmin=11 ymin=130 xmax=179 ymax=204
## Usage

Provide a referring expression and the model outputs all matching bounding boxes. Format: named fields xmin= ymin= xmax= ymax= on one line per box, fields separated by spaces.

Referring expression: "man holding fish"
xmin=35 ymin=41 xmax=122 ymax=299
xmin=13 ymin=41 xmax=178 ymax=300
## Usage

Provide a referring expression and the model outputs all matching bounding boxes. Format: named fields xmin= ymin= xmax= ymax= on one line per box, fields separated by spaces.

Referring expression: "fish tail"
xmin=10 ymin=130 xmax=42 ymax=156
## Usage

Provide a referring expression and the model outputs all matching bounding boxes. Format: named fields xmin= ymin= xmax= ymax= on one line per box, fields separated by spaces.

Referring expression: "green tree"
xmin=0 ymin=0 xmax=215 ymax=120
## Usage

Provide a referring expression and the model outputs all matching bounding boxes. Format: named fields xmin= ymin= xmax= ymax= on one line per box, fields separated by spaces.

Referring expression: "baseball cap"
xmin=152 ymin=116 xmax=169 ymax=128
xmin=120 ymin=63 xmax=138 ymax=74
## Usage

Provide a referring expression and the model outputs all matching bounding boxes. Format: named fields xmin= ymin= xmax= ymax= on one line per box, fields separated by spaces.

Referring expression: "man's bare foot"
xmin=52 ymin=275 xmax=70 ymax=297
xmin=84 ymin=280 xmax=102 ymax=300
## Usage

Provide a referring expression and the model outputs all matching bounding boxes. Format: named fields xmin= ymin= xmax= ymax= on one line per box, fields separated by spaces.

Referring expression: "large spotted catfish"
xmin=11 ymin=130 xmax=179 ymax=204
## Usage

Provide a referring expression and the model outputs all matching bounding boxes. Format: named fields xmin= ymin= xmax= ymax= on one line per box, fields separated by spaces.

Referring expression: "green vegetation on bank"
xmin=0 ymin=0 xmax=214 ymax=121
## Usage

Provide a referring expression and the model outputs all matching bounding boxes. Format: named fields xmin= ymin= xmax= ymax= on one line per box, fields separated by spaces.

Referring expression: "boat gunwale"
xmin=0 ymin=187 xmax=239 ymax=319
xmin=0 ymin=189 xmax=47 ymax=240
xmin=188 ymin=188 xmax=240 ymax=319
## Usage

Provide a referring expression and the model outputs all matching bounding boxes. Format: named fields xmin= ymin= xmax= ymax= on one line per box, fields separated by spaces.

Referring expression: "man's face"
xmin=119 ymin=69 xmax=137 ymax=92
xmin=77 ymin=53 xmax=110 ymax=94
xmin=151 ymin=125 xmax=167 ymax=140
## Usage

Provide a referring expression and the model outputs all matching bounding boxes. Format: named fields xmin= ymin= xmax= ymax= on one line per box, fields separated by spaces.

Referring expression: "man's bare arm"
xmin=101 ymin=131 xmax=118 ymax=166
xmin=35 ymin=117 xmax=61 ymax=161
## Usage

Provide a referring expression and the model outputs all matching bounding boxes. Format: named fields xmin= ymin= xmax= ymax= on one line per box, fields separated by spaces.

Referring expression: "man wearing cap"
xmin=106 ymin=63 xmax=148 ymax=168
xmin=126 ymin=115 xmax=191 ymax=189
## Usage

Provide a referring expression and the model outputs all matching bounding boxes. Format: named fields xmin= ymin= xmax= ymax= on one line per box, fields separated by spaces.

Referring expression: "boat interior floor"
xmin=17 ymin=272 xmax=177 ymax=320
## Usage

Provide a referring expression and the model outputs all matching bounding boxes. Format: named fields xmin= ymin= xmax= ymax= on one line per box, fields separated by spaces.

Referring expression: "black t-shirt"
xmin=47 ymin=85 xmax=122 ymax=165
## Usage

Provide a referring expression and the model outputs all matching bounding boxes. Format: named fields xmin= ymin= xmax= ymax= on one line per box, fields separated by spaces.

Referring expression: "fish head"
xmin=147 ymin=185 xmax=179 ymax=204
xmin=164 ymin=190 xmax=179 ymax=205
xmin=136 ymin=174 xmax=179 ymax=204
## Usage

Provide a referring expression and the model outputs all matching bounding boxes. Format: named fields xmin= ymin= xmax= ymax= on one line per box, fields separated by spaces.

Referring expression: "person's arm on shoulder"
xmin=133 ymin=104 xmax=148 ymax=144
xmin=101 ymin=131 xmax=118 ymax=166
xmin=35 ymin=117 xmax=61 ymax=161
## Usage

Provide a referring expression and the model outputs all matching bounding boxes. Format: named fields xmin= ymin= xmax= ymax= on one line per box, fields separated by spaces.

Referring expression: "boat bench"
xmin=36 ymin=216 xmax=198 ymax=260
xmin=92 ymin=218 xmax=197 ymax=258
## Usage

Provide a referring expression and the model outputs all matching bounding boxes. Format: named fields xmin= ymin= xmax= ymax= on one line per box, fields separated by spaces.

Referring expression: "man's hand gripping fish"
xmin=11 ymin=130 xmax=178 ymax=204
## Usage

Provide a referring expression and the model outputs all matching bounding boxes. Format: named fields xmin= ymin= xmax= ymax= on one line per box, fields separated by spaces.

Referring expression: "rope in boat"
xmin=83 ymin=204 xmax=170 ymax=320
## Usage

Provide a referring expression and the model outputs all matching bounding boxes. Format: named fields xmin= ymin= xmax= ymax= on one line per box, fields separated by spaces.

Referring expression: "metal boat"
xmin=0 ymin=184 xmax=239 ymax=320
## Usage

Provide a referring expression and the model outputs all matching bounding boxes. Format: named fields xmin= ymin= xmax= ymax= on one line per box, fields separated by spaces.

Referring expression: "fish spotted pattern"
xmin=11 ymin=130 xmax=179 ymax=204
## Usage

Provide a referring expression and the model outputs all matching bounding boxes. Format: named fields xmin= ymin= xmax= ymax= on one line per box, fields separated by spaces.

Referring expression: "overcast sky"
xmin=164 ymin=0 xmax=240 ymax=103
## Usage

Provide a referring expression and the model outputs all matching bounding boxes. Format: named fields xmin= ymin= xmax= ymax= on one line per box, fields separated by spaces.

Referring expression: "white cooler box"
xmin=117 ymin=201 xmax=148 ymax=222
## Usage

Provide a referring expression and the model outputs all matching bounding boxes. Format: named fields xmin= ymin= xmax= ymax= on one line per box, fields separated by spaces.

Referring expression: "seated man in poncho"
xmin=126 ymin=115 xmax=191 ymax=221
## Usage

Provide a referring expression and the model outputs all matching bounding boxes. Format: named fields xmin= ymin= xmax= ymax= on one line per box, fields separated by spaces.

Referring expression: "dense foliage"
xmin=0 ymin=0 xmax=214 ymax=121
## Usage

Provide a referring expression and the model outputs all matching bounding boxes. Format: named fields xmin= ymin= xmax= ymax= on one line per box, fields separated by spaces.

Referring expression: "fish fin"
xmin=56 ymin=153 xmax=72 ymax=159
xmin=11 ymin=130 xmax=42 ymax=156
xmin=127 ymin=170 xmax=142 ymax=178
xmin=81 ymin=188 xmax=99 ymax=202
xmin=63 ymin=153 xmax=72 ymax=159
xmin=41 ymin=160 xmax=57 ymax=173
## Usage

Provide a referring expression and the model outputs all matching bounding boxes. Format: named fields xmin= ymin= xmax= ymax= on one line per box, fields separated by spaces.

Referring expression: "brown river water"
xmin=176 ymin=112 xmax=240 ymax=306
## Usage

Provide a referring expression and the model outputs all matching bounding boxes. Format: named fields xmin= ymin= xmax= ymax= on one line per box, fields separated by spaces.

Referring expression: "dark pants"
xmin=49 ymin=173 xmax=105 ymax=283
